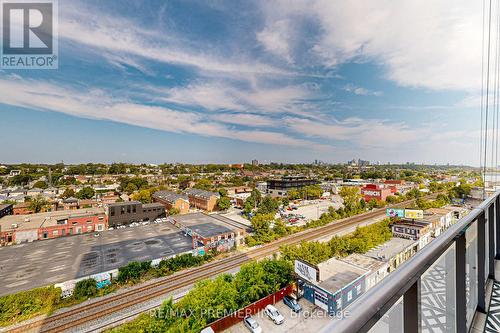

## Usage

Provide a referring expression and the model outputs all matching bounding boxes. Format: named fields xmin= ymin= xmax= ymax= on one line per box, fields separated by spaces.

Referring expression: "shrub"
xmin=73 ymin=279 xmax=98 ymax=300
xmin=0 ymin=286 xmax=62 ymax=327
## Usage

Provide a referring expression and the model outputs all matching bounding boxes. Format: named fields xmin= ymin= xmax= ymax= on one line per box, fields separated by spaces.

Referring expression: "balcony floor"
xmin=473 ymin=260 xmax=500 ymax=332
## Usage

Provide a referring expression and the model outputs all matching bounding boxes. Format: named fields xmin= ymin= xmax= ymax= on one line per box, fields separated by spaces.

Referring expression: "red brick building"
xmin=0 ymin=208 xmax=107 ymax=246
xmin=361 ymin=184 xmax=393 ymax=202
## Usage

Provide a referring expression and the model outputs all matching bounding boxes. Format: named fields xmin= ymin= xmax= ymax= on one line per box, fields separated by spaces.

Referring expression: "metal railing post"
xmin=490 ymin=198 xmax=496 ymax=279
xmin=455 ymin=232 xmax=467 ymax=332
xmin=478 ymin=212 xmax=486 ymax=313
xmin=496 ymin=195 xmax=500 ymax=260
xmin=403 ymin=279 xmax=421 ymax=333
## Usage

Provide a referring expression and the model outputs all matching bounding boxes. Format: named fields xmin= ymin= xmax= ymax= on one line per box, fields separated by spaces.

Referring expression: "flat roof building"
xmin=267 ymin=176 xmax=319 ymax=197
xmin=171 ymin=212 xmax=246 ymax=252
xmin=365 ymin=237 xmax=418 ymax=272
xmin=296 ymin=257 xmax=367 ymax=315
xmin=0 ymin=207 xmax=107 ymax=245
xmin=106 ymin=201 xmax=165 ymax=227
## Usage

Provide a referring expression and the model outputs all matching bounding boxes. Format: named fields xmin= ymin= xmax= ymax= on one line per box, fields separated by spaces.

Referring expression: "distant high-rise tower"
xmin=252 ymin=159 xmax=259 ymax=166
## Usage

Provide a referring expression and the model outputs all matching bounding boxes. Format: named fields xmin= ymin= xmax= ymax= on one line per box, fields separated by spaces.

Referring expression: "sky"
xmin=0 ymin=0 xmax=486 ymax=165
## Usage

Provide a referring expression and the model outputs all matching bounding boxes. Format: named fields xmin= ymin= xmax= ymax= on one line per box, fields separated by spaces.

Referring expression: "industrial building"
xmin=360 ymin=184 xmax=394 ymax=202
xmin=295 ymin=258 xmax=367 ymax=315
xmin=153 ymin=190 xmax=190 ymax=214
xmin=0 ymin=208 xmax=107 ymax=246
xmin=184 ymin=188 xmax=220 ymax=212
xmin=106 ymin=201 xmax=165 ymax=227
xmin=171 ymin=212 xmax=246 ymax=252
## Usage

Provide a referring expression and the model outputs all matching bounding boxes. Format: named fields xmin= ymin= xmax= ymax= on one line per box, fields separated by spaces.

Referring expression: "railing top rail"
xmin=320 ymin=191 xmax=500 ymax=333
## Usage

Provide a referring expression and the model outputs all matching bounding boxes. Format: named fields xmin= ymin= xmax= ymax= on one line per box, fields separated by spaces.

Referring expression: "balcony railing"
xmin=321 ymin=192 xmax=500 ymax=333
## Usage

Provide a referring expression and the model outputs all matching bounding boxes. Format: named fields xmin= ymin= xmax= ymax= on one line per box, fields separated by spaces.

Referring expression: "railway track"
xmin=4 ymin=196 xmax=429 ymax=333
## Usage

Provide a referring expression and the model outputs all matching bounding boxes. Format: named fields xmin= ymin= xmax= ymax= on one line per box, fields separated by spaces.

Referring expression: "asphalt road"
xmin=0 ymin=223 xmax=193 ymax=296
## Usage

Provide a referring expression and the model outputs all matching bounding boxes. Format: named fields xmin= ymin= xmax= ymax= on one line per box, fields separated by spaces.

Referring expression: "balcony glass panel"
xmin=367 ymin=296 xmax=403 ymax=333
xmin=466 ymin=221 xmax=478 ymax=329
xmin=420 ymin=243 xmax=456 ymax=333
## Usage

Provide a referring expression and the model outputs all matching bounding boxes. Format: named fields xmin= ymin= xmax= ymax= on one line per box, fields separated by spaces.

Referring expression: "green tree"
xmin=76 ymin=186 xmax=95 ymax=200
xmin=131 ymin=189 xmax=152 ymax=204
xmin=28 ymin=195 xmax=50 ymax=213
xmin=194 ymin=178 xmax=212 ymax=191
xmin=32 ymin=180 xmax=48 ymax=189
xmin=217 ymin=196 xmax=231 ymax=211
xmin=256 ymin=196 xmax=279 ymax=215
xmin=60 ymin=188 xmax=75 ymax=199
xmin=339 ymin=186 xmax=360 ymax=210
xmin=124 ymin=183 xmax=138 ymax=194
xmin=250 ymin=213 xmax=274 ymax=238
xmin=287 ymin=189 xmax=301 ymax=200
xmin=168 ymin=207 xmax=180 ymax=216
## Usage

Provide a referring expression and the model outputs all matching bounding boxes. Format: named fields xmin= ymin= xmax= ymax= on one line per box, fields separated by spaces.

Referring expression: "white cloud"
xmin=210 ymin=113 xmax=276 ymax=127
xmin=343 ymin=84 xmax=382 ymax=96
xmin=259 ymin=0 xmax=482 ymax=91
xmin=286 ymin=117 xmax=420 ymax=148
xmin=162 ymin=82 xmax=245 ymax=111
xmin=59 ymin=7 xmax=291 ymax=78
xmin=0 ymin=77 xmax=319 ymax=148
xmin=256 ymin=20 xmax=294 ymax=64
xmin=159 ymin=80 xmax=315 ymax=117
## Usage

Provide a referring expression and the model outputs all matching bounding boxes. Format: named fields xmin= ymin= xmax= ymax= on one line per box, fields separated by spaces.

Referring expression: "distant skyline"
xmin=0 ymin=1 xmax=483 ymax=165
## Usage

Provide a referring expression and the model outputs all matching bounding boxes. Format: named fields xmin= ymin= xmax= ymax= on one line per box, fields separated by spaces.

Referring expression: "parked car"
xmin=264 ymin=304 xmax=284 ymax=325
xmin=283 ymin=295 xmax=302 ymax=312
xmin=243 ymin=316 xmax=262 ymax=333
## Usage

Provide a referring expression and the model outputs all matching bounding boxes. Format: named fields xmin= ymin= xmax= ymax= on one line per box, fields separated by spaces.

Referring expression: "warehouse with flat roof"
xmin=171 ymin=212 xmax=246 ymax=252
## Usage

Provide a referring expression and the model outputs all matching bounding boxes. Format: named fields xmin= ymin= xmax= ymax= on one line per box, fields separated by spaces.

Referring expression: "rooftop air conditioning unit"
xmin=11 ymin=223 xmax=18 ymax=229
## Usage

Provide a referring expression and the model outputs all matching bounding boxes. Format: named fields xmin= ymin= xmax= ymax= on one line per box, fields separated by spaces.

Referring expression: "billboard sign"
xmin=294 ymin=259 xmax=318 ymax=283
xmin=404 ymin=209 xmax=424 ymax=219
xmin=386 ymin=208 xmax=405 ymax=218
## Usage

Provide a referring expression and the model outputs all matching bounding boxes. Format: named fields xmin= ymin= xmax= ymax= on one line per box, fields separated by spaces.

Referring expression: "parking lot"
xmin=224 ymin=298 xmax=337 ymax=333
xmin=281 ymin=197 xmax=343 ymax=226
xmin=0 ymin=222 xmax=193 ymax=296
